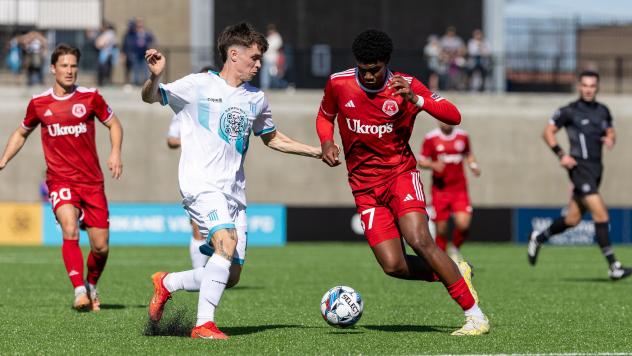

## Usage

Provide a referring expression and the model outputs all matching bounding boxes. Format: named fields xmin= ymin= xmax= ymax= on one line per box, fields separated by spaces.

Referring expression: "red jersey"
xmin=420 ymin=128 xmax=470 ymax=192
xmin=22 ymin=86 xmax=114 ymax=185
xmin=316 ymin=68 xmax=461 ymax=193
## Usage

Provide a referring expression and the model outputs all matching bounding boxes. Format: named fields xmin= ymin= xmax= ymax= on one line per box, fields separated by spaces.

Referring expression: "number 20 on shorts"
xmin=50 ymin=188 xmax=71 ymax=208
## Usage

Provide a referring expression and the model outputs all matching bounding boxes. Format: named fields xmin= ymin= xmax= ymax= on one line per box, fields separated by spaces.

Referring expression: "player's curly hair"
xmin=217 ymin=22 xmax=268 ymax=63
xmin=352 ymin=29 xmax=393 ymax=64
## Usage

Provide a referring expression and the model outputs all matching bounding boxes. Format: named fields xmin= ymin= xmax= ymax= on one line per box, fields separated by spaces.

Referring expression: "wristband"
xmin=551 ymin=145 xmax=565 ymax=159
xmin=414 ymin=95 xmax=424 ymax=108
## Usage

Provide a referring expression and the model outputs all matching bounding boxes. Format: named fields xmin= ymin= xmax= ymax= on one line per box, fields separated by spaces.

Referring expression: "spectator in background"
xmin=130 ymin=18 xmax=155 ymax=86
xmin=21 ymin=31 xmax=47 ymax=86
xmin=466 ymin=29 xmax=491 ymax=92
xmin=5 ymin=34 xmax=22 ymax=76
xmin=423 ymin=34 xmax=444 ymax=91
xmin=261 ymin=24 xmax=283 ymax=90
xmin=440 ymin=26 xmax=466 ymax=90
xmin=121 ymin=19 xmax=136 ymax=85
xmin=95 ymin=22 xmax=118 ymax=86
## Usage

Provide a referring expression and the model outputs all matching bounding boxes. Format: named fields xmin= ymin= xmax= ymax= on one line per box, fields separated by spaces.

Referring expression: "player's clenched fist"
xmin=145 ymin=49 xmax=166 ymax=77
xmin=388 ymin=75 xmax=415 ymax=102
xmin=321 ymin=140 xmax=341 ymax=167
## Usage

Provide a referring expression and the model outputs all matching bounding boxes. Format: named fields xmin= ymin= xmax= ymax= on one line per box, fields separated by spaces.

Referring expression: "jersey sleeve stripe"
xmin=158 ymin=84 xmax=169 ymax=106
xmin=254 ymin=126 xmax=276 ymax=136
xmin=21 ymin=122 xmax=36 ymax=131
xmin=100 ymin=111 xmax=114 ymax=124
xmin=319 ymin=105 xmax=336 ymax=117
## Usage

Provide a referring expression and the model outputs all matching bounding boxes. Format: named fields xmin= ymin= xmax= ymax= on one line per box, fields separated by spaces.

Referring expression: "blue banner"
xmin=513 ymin=208 xmax=630 ymax=245
xmin=43 ymin=203 xmax=286 ymax=246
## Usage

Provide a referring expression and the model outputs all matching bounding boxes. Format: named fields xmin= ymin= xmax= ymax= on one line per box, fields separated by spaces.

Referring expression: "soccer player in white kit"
xmin=141 ymin=22 xmax=322 ymax=339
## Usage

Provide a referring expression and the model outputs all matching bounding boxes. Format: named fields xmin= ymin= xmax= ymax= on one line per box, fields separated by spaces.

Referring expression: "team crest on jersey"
xmin=72 ymin=104 xmax=86 ymax=118
xmin=382 ymin=100 xmax=398 ymax=116
xmin=454 ymin=140 xmax=465 ymax=152
xmin=219 ymin=106 xmax=249 ymax=154
xmin=436 ymin=144 xmax=445 ymax=152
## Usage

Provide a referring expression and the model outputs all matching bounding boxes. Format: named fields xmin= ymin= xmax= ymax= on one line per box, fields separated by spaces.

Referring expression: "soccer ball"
xmin=320 ymin=285 xmax=364 ymax=328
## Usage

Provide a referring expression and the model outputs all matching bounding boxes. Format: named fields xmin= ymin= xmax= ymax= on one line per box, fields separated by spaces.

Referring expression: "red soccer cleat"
xmin=191 ymin=322 xmax=229 ymax=340
xmin=148 ymin=272 xmax=171 ymax=322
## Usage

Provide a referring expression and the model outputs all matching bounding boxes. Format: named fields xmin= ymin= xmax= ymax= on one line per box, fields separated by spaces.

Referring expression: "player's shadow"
xmin=100 ymin=304 xmax=146 ymax=310
xmin=222 ymin=324 xmax=308 ymax=336
xmin=561 ymin=277 xmax=611 ymax=283
xmin=362 ymin=324 xmax=454 ymax=333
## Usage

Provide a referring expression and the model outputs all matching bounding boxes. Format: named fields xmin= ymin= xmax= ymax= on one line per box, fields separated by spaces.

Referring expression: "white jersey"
xmin=166 ymin=113 xmax=181 ymax=138
xmin=159 ymin=71 xmax=276 ymax=206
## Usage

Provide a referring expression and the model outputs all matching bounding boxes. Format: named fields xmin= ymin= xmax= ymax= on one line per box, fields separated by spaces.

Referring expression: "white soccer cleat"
xmin=609 ymin=261 xmax=632 ymax=281
xmin=527 ymin=230 xmax=541 ymax=266
xmin=451 ymin=314 xmax=490 ymax=336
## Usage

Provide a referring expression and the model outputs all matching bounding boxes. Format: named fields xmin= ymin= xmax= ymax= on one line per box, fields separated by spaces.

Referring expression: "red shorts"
xmin=48 ymin=182 xmax=109 ymax=229
xmin=354 ymin=170 xmax=427 ymax=247
xmin=431 ymin=188 xmax=472 ymax=222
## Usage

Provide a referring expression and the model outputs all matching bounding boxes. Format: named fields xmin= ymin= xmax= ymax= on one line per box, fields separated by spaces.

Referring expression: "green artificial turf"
xmin=0 ymin=243 xmax=631 ymax=355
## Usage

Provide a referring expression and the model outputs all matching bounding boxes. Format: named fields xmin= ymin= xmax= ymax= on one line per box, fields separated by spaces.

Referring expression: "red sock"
xmin=453 ymin=229 xmax=468 ymax=248
xmin=87 ymin=251 xmax=108 ymax=285
xmin=62 ymin=239 xmax=84 ymax=288
xmin=435 ymin=234 xmax=447 ymax=251
xmin=446 ymin=277 xmax=475 ymax=310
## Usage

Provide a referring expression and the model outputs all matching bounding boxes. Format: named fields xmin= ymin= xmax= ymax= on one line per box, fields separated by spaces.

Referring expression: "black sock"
xmin=594 ymin=222 xmax=617 ymax=266
xmin=537 ymin=217 xmax=569 ymax=243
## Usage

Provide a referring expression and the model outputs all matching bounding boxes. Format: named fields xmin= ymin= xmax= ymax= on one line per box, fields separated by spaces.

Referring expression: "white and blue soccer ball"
xmin=320 ymin=285 xmax=364 ymax=328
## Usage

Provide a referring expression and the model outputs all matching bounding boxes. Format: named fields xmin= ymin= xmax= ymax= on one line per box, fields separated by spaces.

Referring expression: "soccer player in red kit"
xmin=316 ymin=30 xmax=489 ymax=335
xmin=419 ymin=122 xmax=481 ymax=261
xmin=0 ymin=44 xmax=123 ymax=311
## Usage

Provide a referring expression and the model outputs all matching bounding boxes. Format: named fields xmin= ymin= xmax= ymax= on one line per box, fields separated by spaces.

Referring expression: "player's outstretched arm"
xmin=141 ymin=49 xmax=167 ymax=104
xmin=104 ymin=115 xmax=123 ymax=179
xmin=0 ymin=127 xmax=32 ymax=171
xmin=260 ymin=130 xmax=322 ymax=158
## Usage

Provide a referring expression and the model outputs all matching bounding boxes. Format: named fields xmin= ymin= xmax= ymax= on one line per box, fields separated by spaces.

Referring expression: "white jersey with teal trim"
xmin=159 ymin=72 xmax=276 ymax=206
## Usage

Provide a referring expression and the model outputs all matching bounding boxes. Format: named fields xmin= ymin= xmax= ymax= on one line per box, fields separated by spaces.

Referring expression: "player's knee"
xmin=381 ymin=260 xmax=407 ymax=277
xmin=60 ymin=225 xmax=79 ymax=240
xmin=91 ymin=244 xmax=109 ymax=255
xmin=564 ymin=215 xmax=581 ymax=227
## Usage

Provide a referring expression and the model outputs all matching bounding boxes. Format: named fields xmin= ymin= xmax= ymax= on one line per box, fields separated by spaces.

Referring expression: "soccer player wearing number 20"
xmin=0 ymin=44 xmax=124 ymax=311
xmin=317 ymin=30 xmax=489 ymax=336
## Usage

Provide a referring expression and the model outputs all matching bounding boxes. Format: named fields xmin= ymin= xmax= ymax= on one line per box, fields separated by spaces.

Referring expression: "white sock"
xmin=74 ymin=285 xmax=87 ymax=297
xmin=189 ymin=237 xmax=208 ymax=269
xmin=464 ymin=303 xmax=484 ymax=319
xmin=162 ymin=268 xmax=205 ymax=293
xmin=196 ymin=254 xmax=231 ymax=326
xmin=87 ymin=283 xmax=97 ymax=297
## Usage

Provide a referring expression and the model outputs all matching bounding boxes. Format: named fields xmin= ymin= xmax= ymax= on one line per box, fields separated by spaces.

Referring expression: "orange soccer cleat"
xmin=191 ymin=322 xmax=229 ymax=340
xmin=148 ymin=272 xmax=171 ymax=322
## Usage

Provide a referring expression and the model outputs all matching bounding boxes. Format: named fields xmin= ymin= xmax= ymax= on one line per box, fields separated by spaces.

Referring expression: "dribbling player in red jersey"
xmin=419 ymin=122 xmax=481 ymax=261
xmin=0 ymin=44 xmax=123 ymax=312
xmin=316 ymin=30 xmax=489 ymax=335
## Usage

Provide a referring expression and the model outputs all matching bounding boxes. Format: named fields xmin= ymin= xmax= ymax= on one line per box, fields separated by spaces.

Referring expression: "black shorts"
xmin=568 ymin=159 xmax=602 ymax=196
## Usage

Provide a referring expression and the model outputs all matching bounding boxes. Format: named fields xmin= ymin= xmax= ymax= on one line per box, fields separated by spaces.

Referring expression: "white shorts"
xmin=183 ymin=191 xmax=247 ymax=265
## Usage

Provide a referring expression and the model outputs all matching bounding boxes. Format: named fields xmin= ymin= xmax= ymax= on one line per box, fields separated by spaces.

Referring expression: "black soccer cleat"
xmin=527 ymin=231 xmax=541 ymax=266
xmin=609 ymin=261 xmax=632 ymax=281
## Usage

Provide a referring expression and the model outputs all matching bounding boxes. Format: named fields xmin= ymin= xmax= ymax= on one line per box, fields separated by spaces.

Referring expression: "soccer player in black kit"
xmin=527 ymin=70 xmax=632 ymax=281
